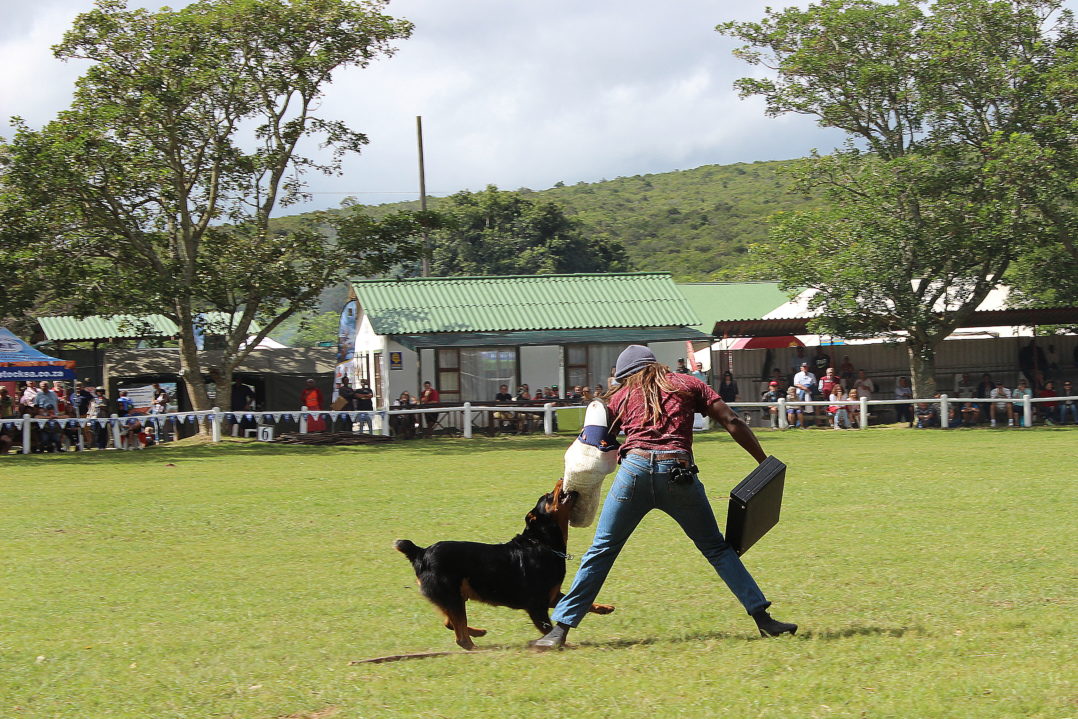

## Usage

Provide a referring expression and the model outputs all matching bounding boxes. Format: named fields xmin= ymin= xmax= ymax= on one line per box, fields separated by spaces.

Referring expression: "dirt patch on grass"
xmin=279 ymin=706 xmax=340 ymax=719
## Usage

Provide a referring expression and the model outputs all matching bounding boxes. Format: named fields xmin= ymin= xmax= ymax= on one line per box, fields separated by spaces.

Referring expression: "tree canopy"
xmin=0 ymin=0 xmax=415 ymax=412
xmin=720 ymin=0 xmax=1076 ymax=395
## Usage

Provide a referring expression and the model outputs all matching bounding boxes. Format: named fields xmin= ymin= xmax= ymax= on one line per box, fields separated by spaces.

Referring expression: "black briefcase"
xmin=725 ymin=455 xmax=786 ymax=556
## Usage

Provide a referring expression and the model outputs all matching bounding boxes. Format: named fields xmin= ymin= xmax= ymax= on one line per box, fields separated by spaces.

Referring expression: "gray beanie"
xmin=614 ymin=345 xmax=657 ymax=381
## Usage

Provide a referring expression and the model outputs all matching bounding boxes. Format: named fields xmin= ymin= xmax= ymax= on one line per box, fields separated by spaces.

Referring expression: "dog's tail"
xmin=394 ymin=539 xmax=424 ymax=564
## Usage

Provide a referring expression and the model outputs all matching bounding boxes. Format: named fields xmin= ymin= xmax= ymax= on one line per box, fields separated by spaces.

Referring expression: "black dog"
xmin=395 ymin=479 xmax=614 ymax=650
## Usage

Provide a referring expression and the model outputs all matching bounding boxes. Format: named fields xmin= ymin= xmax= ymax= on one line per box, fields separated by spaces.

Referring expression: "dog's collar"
xmin=522 ymin=536 xmax=572 ymax=560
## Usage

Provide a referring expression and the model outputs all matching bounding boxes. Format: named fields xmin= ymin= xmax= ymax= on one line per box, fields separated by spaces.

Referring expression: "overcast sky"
xmin=2 ymin=0 xmax=862 ymax=213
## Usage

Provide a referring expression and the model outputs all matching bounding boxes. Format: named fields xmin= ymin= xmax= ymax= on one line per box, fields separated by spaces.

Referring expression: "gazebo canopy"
xmin=0 ymin=328 xmax=77 ymax=381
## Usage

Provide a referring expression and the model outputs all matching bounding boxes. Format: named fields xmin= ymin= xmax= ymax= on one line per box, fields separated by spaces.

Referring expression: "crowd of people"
xmin=0 ymin=379 xmax=168 ymax=453
xmin=743 ymin=343 xmax=1078 ymax=430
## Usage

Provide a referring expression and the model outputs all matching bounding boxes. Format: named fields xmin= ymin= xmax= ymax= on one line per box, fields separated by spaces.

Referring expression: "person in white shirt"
xmin=1011 ymin=379 xmax=1033 ymax=426
xmin=989 ymin=381 xmax=1014 ymax=427
xmin=792 ymin=363 xmax=817 ymax=403
xmin=853 ymin=370 xmax=876 ymax=400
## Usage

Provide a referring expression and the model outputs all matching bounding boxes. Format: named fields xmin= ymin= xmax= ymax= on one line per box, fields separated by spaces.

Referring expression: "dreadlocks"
xmin=607 ymin=363 xmax=689 ymax=425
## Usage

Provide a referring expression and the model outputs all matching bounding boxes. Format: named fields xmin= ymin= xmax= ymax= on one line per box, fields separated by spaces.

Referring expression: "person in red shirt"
xmin=418 ymin=380 xmax=440 ymax=433
xmin=534 ymin=345 xmax=796 ymax=650
xmin=300 ymin=378 xmax=326 ymax=432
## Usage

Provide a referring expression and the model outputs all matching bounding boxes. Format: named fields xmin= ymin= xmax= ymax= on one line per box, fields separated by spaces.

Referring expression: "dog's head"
xmin=525 ymin=478 xmax=578 ymax=547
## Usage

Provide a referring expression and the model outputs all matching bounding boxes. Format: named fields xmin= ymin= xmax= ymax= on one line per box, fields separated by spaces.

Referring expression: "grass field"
xmin=1 ymin=426 xmax=1075 ymax=719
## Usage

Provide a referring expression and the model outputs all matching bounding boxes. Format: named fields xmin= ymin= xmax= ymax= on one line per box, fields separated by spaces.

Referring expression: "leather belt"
xmin=626 ymin=448 xmax=691 ymax=459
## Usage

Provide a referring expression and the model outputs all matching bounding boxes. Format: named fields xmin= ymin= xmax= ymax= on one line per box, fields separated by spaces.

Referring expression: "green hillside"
xmin=274 ymin=158 xmax=820 ymax=283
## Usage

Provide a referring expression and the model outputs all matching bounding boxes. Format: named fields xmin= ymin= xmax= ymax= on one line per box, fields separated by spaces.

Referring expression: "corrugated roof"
xmin=38 ymin=313 xmax=260 ymax=342
xmin=676 ymin=282 xmax=795 ymax=331
xmin=394 ymin=327 xmax=713 ymax=351
xmin=352 ymin=273 xmax=701 ymax=335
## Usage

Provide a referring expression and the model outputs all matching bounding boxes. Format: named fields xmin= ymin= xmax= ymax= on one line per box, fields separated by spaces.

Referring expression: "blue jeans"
xmin=1059 ymin=404 xmax=1078 ymax=424
xmin=551 ymin=453 xmax=771 ymax=627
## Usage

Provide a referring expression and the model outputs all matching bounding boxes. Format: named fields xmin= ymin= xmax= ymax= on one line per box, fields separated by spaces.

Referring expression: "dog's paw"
xmin=590 ymin=603 xmax=615 ymax=614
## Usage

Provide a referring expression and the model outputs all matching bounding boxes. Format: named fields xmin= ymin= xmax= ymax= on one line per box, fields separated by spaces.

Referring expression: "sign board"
xmin=257 ymin=426 xmax=275 ymax=442
xmin=389 ymin=352 xmax=403 ymax=371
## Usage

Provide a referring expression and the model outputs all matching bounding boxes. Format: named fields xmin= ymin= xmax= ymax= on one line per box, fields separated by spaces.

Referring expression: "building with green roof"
xmin=340 ymin=273 xmax=712 ymax=405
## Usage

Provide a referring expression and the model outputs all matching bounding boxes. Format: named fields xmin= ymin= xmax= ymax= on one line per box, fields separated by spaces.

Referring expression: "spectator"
xmin=769 ymin=367 xmax=788 ymax=392
xmin=300 ymin=378 xmax=326 ymax=432
xmin=35 ymin=407 xmax=64 ymax=453
xmin=894 ymin=376 xmax=914 ymax=425
xmin=852 ymin=370 xmax=876 ymax=400
xmin=90 ymin=387 xmax=112 ymax=449
xmin=230 ymin=379 xmax=255 ymax=436
xmin=789 ymin=346 xmax=808 ymax=376
xmin=954 ymin=372 xmax=975 ymax=397
xmin=675 ymin=358 xmax=690 ymax=374
xmin=568 ymin=385 xmax=583 ymax=401
xmin=551 ymin=384 xmax=561 ymax=399
xmin=594 ymin=384 xmax=606 ymax=397
xmin=838 ymin=355 xmax=856 ymax=384
xmin=72 ymin=382 xmax=95 ymax=447
xmin=1058 ymin=380 xmax=1077 ymax=424
xmin=818 ymin=367 xmax=841 ymax=398
xmin=116 ymin=390 xmax=134 ymax=417
xmin=690 ymin=362 xmax=708 ymax=385
xmin=140 ymin=424 xmax=157 ymax=448
xmin=1012 ymin=378 xmax=1034 ymax=426
xmin=761 ymin=380 xmax=783 ymax=429
xmin=792 ymin=362 xmax=816 ymax=402
xmin=0 ymin=387 xmax=17 ymax=454
xmin=33 ymin=382 xmax=60 ymax=414
xmin=336 ymin=377 xmax=356 ymax=411
xmin=717 ymin=371 xmax=739 ymax=403
xmin=493 ymin=384 xmax=515 ymax=432
xmin=391 ymin=391 xmax=415 ymax=439
xmin=1018 ymin=339 xmax=1047 ymax=385
xmin=785 ymin=386 xmax=802 ymax=428
xmin=151 ymin=383 xmax=169 ymax=414
xmin=607 ymin=367 xmax=618 ymax=389
xmin=20 ymin=380 xmax=40 ymax=410
xmin=847 ymin=388 xmax=862 ymax=427
xmin=123 ymin=416 xmax=143 ymax=450
xmin=516 ymin=384 xmax=531 ymax=401
xmin=354 ymin=382 xmax=375 ymax=434
xmin=829 ymin=385 xmax=852 ymax=429
xmin=580 ymin=386 xmax=593 ymax=402
xmin=989 ymin=381 xmax=1014 ymax=427
xmin=1036 ymin=380 xmax=1058 ymax=425
xmin=915 ymin=400 xmax=939 ymax=428
xmin=812 ymin=347 xmax=830 ymax=375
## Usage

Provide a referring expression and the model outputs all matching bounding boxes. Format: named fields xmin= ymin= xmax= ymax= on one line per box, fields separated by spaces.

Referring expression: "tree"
xmin=426 ymin=186 xmax=631 ymax=276
xmin=0 ymin=0 xmax=414 ymax=414
xmin=719 ymin=0 xmax=1075 ymax=396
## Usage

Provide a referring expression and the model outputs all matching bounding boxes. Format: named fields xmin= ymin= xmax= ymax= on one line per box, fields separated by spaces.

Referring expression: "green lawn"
xmin=1 ymin=427 xmax=1074 ymax=718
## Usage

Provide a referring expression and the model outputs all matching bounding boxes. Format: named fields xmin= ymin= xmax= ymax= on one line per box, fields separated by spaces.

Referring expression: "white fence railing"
xmin=728 ymin=394 xmax=1077 ymax=430
xmin=4 ymin=395 xmax=1073 ymax=454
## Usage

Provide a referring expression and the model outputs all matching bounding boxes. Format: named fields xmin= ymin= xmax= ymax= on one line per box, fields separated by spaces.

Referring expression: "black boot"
xmin=752 ymin=609 xmax=797 ymax=637
xmin=530 ymin=622 xmax=570 ymax=651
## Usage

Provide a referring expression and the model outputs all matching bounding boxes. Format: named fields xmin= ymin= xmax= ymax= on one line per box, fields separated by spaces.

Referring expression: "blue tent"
xmin=0 ymin=327 xmax=76 ymax=381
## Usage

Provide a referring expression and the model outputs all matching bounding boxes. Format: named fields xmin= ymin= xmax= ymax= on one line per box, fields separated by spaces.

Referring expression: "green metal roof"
xmin=676 ymin=282 xmax=794 ymax=332
xmin=394 ymin=327 xmax=713 ymax=351
xmin=352 ymin=273 xmax=701 ymax=335
xmin=38 ymin=313 xmax=260 ymax=342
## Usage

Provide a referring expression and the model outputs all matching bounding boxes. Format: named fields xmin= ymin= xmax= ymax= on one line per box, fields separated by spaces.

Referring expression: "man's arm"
xmin=705 ymin=399 xmax=767 ymax=464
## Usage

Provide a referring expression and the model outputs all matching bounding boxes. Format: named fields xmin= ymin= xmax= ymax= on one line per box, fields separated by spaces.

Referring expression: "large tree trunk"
xmin=906 ymin=337 xmax=938 ymax=399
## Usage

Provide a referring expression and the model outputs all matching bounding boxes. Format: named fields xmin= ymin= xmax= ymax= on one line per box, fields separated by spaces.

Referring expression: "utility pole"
xmin=417 ymin=115 xmax=430 ymax=277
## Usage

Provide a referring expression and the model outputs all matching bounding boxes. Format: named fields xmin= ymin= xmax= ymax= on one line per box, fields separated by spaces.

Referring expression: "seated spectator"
xmin=846 ymin=388 xmax=862 ymax=427
xmin=1012 ymin=378 xmax=1034 ymax=426
xmin=1058 ymin=380 xmax=1077 ymax=425
xmin=793 ymin=362 xmax=816 ymax=403
xmin=124 ymin=416 xmax=143 ymax=450
xmin=768 ymin=367 xmax=787 ymax=392
xmin=785 ymin=386 xmax=801 ymax=428
xmin=493 ymin=384 xmax=516 ymax=432
xmin=594 ymin=384 xmax=606 ymax=397
xmin=959 ymin=397 xmax=981 ymax=427
xmin=391 ymin=391 xmax=416 ymax=439
xmin=516 ymin=384 xmax=531 ymax=401
xmin=974 ymin=373 xmax=994 ymax=417
xmin=761 ymin=380 xmax=783 ymax=429
xmin=818 ymin=367 xmax=841 ymax=397
xmin=568 ymin=385 xmax=584 ymax=402
xmin=140 ymin=424 xmax=157 ymax=448
xmin=954 ymin=372 xmax=975 ymax=398
xmin=989 ymin=381 xmax=1014 ymax=427
xmin=914 ymin=401 xmax=939 ymax=428
xmin=829 ymin=386 xmax=852 ymax=430
xmin=1036 ymin=380 xmax=1058 ymax=425
xmin=580 ymin=386 xmax=594 ymax=402
xmin=33 ymin=381 xmax=60 ymax=415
